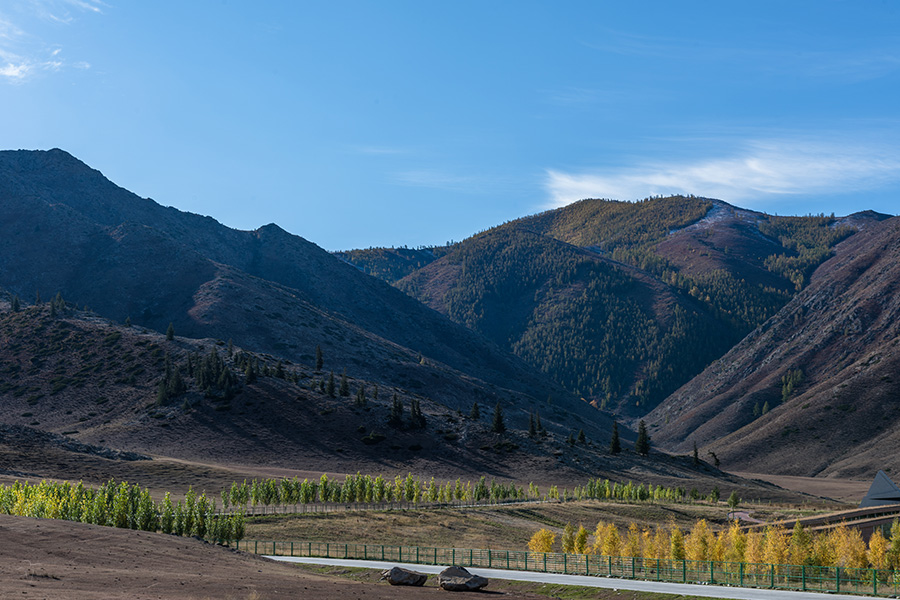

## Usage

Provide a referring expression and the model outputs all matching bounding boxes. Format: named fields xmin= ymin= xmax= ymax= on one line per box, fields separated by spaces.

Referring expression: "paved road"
xmin=267 ymin=556 xmax=866 ymax=600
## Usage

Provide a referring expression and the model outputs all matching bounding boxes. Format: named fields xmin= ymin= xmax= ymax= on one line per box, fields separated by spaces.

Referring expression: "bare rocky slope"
xmin=645 ymin=216 xmax=900 ymax=478
xmin=0 ymin=149 xmax=600 ymax=432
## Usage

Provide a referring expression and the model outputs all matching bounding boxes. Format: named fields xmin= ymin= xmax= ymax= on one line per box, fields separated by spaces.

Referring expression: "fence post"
xmin=802 ymin=565 xmax=805 ymax=591
xmin=563 ymin=553 xmax=567 ymax=574
xmin=631 ymin=557 xmax=635 ymax=579
xmin=255 ymin=540 xmax=258 ymax=554
xmin=488 ymin=549 xmax=492 ymax=568
xmin=381 ymin=545 xmax=384 ymax=560
xmin=770 ymin=563 xmax=774 ymax=589
xmin=452 ymin=548 xmax=455 ymax=565
xmin=326 ymin=543 xmax=330 ymax=558
xmin=709 ymin=560 xmax=714 ymax=584
xmin=544 ymin=553 xmax=547 ymax=573
xmin=416 ymin=546 xmax=419 ymax=564
xmin=739 ymin=562 xmax=744 ymax=587
xmin=872 ymin=568 xmax=876 ymax=596
xmin=657 ymin=558 xmax=660 ymax=582
xmin=836 ymin=567 xmax=840 ymax=593
xmin=585 ymin=554 xmax=589 ymax=576
xmin=507 ymin=551 xmax=510 ymax=570
xmin=291 ymin=542 xmax=293 ymax=557
xmin=682 ymin=559 xmax=686 ymax=583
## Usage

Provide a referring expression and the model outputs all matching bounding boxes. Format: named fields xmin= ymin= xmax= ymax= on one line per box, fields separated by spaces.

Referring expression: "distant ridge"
xmin=646 ymin=216 xmax=900 ymax=477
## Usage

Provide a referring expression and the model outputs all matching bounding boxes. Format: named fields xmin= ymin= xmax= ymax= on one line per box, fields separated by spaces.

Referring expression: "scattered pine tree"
xmin=339 ymin=369 xmax=350 ymax=397
xmin=635 ymin=420 xmax=650 ymax=455
xmin=610 ymin=422 xmax=621 ymax=455
xmin=492 ymin=402 xmax=505 ymax=434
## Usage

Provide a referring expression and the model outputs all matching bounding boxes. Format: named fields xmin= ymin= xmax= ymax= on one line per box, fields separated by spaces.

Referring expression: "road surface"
xmin=267 ymin=556 xmax=867 ymax=600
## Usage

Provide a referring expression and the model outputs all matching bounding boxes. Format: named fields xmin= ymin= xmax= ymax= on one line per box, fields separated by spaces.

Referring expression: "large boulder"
xmin=380 ymin=566 xmax=428 ymax=586
xmin=437 ymin=566 xmax=489 ymax=591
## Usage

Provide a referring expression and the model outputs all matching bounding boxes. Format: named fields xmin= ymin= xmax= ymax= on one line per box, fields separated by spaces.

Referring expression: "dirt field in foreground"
xmin=0 ymin=514 xmax=557 ymax=600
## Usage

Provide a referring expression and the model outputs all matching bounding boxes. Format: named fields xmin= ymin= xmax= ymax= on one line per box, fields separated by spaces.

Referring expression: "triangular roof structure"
xmin=859 ymin=471 xmax=900 ymax=508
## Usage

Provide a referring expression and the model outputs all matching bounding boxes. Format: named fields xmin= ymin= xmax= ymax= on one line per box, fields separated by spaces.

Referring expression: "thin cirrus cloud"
xmin=544 ymin=139 xmax=900 ymax=208
xmin=0 ymin=0 xmax=102 ymax=83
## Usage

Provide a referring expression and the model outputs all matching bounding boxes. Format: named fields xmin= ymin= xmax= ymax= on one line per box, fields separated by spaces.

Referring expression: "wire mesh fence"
xmin=236 ymin=539 xmax=900 ymax=597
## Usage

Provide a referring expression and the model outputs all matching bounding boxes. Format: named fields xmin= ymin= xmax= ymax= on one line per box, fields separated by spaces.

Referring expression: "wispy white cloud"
xmin=583 ymin=29 xmax=900 ymax=84
xmin=351 ymin=144 xmax=408 ymax=156
xmin=544 ymin=138 xmax=900 ymax=208
xmin=393 ymin=168 xmax=483 ymax=192
xmin=0 ymin=0 xmax=102 ymax=83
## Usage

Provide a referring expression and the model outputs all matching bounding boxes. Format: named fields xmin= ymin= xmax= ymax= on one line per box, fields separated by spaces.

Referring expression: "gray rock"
xmin=380 ymin=566 xmax=427 ymax=586
xmin=438 ymin=566 xmax=489 ymax=591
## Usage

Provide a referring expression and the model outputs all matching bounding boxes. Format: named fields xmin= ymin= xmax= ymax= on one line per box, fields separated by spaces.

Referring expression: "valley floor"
xmin=731 ymin=472 xmax=869 ymax=505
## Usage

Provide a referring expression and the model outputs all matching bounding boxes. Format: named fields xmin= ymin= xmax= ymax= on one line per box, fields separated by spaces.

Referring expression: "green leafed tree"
xmin=166 ymin=322 xmax=175 ymax=341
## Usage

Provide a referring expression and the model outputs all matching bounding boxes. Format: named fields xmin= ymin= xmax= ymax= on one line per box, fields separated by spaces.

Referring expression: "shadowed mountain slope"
xmin=0 ymin=149 xmax=585 ymax=424
xmin=645 ymin=216 xmax=900 ymax=478
xmin=386 ymin=197 xmax=884 ymax=417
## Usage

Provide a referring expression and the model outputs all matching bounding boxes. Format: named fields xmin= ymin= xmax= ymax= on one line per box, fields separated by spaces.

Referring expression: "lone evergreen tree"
xmin=610 ymin=422 xmax=621 ymax=454
xmin=389 ymin=394 xmax=404 ymax=427
xmin=577 ymin=429 xmax=586 ymax=444
xmin=528 ymin=413 xmax=536 ymax=436
xmin=692 ymin=441 xmax=700 ymax=465
xmin=355 ymin=385 xmax=367 ymax=407
xmin=244 ymin=360 xmax=257 ymax=385
xmin=409 ymin=398 xmax=426 ymax=429
xmin=124 ymin=316 xmax=131 ymax=327
xmin=470 ymin=402 xmax=480 ymax=420
xmin=166 ymin=322 xmax=175 ymax=341
xmin=491 ymin=402 xmax=505 ymax=434
xmin=275 ymin=360 xmax=285 ymax=379
xmin=635 ymin=420 xmax=650 ymax=455
xmin=11 ymin=295 xmax=20 ymax=312
xmin=326 ymin=371 xmax=335 ymax=398
xmin=315 ymin=345 xmax=323 ymax=371
xmin=339 ymin=369 xmax=350 ymax=397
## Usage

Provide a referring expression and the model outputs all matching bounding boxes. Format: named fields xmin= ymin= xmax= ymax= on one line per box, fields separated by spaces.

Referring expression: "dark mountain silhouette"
xmin=645 ymin=216 xmax=900 ymax=478
xmin=0 ymin=149 xmax=606 ymax=442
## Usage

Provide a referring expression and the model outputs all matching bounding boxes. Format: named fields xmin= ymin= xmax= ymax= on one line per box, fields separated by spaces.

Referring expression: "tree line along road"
xmin=267 ymin=556 xmax=868 ymax=600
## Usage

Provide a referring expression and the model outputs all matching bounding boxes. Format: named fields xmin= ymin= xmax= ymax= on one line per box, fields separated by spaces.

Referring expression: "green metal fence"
xmin=236 ymin=539 xmax=900 ymax=597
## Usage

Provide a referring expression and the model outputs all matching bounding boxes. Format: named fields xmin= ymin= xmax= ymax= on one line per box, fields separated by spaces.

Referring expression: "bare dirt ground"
xmin=0 ymin=514 xmax=711 ymax=600
xmin=731 ymin=472 xmax=868 ymax=505
xmin=0 ymin=514 xmax=551 ymax=600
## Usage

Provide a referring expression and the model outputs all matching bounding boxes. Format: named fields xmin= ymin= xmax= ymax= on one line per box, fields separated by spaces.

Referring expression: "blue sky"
xmin=2 ymin=1 xmax=899 ymax=250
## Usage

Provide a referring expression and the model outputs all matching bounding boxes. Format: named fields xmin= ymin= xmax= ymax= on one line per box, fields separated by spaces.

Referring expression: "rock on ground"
xmin=438 ymin=565 xmax=489 ymax=591
xmin=381 ymin=566 xmax=428 ymax=586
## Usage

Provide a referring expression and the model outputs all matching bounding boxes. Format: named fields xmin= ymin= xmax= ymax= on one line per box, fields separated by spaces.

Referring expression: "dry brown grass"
xmin=244 ymin=499 xmax=834 ymax=551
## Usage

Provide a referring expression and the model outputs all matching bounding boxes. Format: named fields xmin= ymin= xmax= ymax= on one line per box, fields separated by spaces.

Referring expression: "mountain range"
xmin=2 ymin=148 xmax=898 ymax=482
